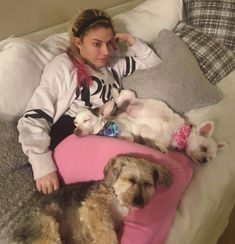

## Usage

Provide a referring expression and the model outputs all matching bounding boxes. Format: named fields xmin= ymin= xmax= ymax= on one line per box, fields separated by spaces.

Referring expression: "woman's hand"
xmin=113 ymin=33 xmax=136 ymax=48
xmin=35 ymin=171 xmax=60 ymax=194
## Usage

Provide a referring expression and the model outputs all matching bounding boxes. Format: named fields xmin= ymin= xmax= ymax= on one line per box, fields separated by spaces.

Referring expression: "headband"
xmin=73 ymin=16 xmax=110 ymax=37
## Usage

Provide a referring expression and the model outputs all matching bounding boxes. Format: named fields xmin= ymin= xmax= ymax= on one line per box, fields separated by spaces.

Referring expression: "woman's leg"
xmin=50 ymin=115 xmax=75 ymax=150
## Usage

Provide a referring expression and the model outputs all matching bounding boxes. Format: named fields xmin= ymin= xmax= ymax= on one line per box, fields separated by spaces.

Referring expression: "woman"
xmin=17 ymin=8 xmax=161 ymax=195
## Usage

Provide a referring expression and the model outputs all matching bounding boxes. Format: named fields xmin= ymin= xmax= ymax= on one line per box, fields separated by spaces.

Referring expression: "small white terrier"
xmin=74 ymin=88 xmax=227 ymax=164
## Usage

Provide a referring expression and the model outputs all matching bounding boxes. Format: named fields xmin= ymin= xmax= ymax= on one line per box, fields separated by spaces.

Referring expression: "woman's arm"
xmin=17 ymin=85 xmax=58 ymax=179
xmin=112 ymin=33 xmax=161 ymax=79
xmin=17 ymin=54 xmax=75 ymax=193
xmin=17 ymin=83 xmax=60 ymax=193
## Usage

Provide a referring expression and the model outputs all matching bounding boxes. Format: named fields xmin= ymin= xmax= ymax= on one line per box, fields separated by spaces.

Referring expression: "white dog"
xmin=74 ymin=88 xmax=226 ymax=164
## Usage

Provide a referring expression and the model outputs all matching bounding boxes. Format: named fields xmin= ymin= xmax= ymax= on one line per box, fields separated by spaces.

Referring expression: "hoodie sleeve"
xmin=17 ymin=55 xmax=74 ymax=180
xmin=17 ymin=86 xmax=57 ymax=179
xmin=112 ymin=38 xmax=161 ymax=79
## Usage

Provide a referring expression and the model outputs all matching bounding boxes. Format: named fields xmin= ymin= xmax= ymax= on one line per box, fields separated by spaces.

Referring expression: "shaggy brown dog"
xmin=12 ymin=155 xmax=172 ymax=244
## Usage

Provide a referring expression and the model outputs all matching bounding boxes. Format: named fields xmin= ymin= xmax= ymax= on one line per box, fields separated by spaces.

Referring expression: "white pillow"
xmin=0 ymin=38 xmax=55 ymax=122
xmin=112 ymin=0 xmax=183 ymax=43
xmin=40 ymin=32 xmax=69 ymax=55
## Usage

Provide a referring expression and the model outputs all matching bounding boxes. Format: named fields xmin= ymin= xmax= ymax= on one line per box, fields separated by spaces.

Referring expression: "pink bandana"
xmin=172 ymin=124 xmax=191 ymax=150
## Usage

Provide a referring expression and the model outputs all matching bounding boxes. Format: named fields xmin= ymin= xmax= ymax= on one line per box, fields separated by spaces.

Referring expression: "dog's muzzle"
xmin=198 ymin=157 xmax=208 ymax=164
xmin=133 ymin=194 xmax=145 ymax=207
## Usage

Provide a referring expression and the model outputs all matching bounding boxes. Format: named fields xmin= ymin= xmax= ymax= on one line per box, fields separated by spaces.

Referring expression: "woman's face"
xmin=76 ymin=27 xmax=114 ymax=69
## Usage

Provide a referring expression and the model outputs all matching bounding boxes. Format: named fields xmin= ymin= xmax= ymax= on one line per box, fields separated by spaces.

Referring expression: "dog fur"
xmin=12 ymin=155 xmax=172 ymax=244
xmin=74 ymin=88 xmax=227 ymax=164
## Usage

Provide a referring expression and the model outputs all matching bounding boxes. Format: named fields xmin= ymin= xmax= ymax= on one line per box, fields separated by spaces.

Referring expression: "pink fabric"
xmin=53 ymin=135 xmax=193 ymax=244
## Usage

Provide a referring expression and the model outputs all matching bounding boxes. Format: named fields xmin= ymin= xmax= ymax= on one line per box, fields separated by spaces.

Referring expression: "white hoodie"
xmin=17 ymin=39 xmax=161 ymax=179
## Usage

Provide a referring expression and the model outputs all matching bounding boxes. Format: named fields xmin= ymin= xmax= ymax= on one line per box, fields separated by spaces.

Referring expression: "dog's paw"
xmin=155 ymin=165 xmax=173 ymax=187
xmin=160 ymin=147 xmax=168 ymax=153
xmin=120 ymin=135 xmax=134 ymax=142
xmin=153 ymin=140 xmax=169 ymax=153
xmin=159 ymin=145 xmax=169 ymax=153
xmin=156 ymin=144 xmax=168 ymax=153
xmin=111 ymin=87 xmax=119 ymax=100
xmin=99 ymin=100 xmax=116 ymax=116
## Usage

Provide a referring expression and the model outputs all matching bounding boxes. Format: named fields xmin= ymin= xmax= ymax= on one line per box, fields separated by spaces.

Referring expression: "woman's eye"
xmin=93 ymin=42 xmax=101 ymax=47
xmin=107 ymin=41 xmax=113 ymax=48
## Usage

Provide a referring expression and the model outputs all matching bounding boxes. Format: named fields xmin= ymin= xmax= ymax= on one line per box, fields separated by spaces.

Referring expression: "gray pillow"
xmin=122 ymin=30 xmax=222 ymax=113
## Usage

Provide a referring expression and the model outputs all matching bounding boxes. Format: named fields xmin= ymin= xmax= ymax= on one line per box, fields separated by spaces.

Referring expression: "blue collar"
xmin=98 ymin=121 xmax=119 ymax=137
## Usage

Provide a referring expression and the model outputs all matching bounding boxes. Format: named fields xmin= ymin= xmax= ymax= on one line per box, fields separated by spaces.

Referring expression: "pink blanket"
xmin=54 ymin=135 xmax=193 ymax=244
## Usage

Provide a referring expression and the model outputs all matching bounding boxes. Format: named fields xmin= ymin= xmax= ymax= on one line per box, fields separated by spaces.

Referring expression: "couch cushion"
xmin=54 ymin=134 xmax=193 ymax=243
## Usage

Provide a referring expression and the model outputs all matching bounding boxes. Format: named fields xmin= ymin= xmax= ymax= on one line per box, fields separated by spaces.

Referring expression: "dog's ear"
xmin=197 ymin=121 xmax=215 ymax=137
xmin=152 ymin=164 xmax=172 ymax=188
xmin=217 ymin=141 xmax=229 ymax=151
xmin=103 ymin=156 xmax=126 ymax=186
xmin=152 ymin=169 xmax=159 ymax=187
xmin=90 ymin=107 xmax=100 ymax=116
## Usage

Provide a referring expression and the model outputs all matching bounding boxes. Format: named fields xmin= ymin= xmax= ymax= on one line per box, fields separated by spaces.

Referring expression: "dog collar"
xmin=98 ymin=121 xmax=119 ymax=137
xmin=172 ymin=124 xmax=191 ymax=150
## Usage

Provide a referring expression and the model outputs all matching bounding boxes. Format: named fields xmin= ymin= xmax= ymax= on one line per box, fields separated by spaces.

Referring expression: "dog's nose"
xmin=133 ymin=195 xmax=144 ymax=206
xmin=74 ymin=127 xmax=81 ymax=136
xmin=199 ymin=157 xmax=208 ymax=164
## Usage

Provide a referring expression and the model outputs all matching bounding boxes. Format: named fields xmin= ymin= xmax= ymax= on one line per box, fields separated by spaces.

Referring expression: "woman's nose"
xmin=101 ymin=44 xmax=110 ymax=55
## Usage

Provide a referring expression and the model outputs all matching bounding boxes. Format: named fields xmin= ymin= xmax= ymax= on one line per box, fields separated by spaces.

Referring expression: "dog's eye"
xmin=128 ymin=178 xmax=136 ymax=184
xmin=200 ymin=146 xmax=208 ymax=153
xmin=83 ymin=119 xmax=90 ymax=124
xmin=144 ymin=182 xmax=153 ymax=187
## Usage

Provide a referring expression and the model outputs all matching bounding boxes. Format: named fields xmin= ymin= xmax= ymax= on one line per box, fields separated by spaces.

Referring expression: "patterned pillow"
xmin=174 ymin=22 xmax=235 ymax=84
xmin=184 ymin=0 xmax=235 ymax=53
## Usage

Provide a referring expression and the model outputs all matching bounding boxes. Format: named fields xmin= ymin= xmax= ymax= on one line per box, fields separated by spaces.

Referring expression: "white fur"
xmin=74 ymin=107 xmax=105 ymax=136
xmin=74 ymin=89 xmax=227 ymax=164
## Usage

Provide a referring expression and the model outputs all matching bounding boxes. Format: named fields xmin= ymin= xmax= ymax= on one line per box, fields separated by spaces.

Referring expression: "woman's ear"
xmin=75 ymin=37 xmax=82 ymax=49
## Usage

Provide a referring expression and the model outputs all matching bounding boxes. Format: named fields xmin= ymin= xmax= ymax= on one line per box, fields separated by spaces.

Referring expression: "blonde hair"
xmin=67 ymin=8 xmax=114 ymax=59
